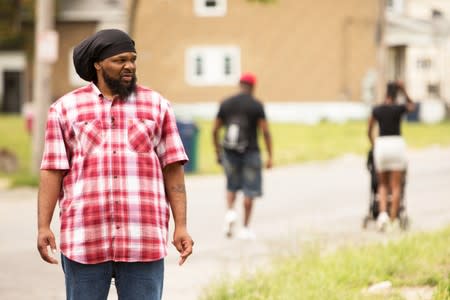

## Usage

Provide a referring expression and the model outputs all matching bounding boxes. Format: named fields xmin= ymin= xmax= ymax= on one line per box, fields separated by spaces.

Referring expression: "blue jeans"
xmin=61 ymin=255 xmax=164 ymax=300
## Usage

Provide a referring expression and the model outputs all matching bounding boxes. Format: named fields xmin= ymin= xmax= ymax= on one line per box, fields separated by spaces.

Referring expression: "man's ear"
xmin=94 ymin=62 xmax=101 ymax=71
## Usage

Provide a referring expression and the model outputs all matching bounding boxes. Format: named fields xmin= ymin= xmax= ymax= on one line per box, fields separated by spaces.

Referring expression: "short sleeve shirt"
xmin=40 ymin=83 xmax=188 ymax=264
xmin=217 ymin=93 xmax=266 ymax=152
xmin=372 ymin=104 xmax=407 ymax=136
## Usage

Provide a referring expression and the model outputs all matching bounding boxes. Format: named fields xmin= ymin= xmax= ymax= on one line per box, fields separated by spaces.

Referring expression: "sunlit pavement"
xmin=0 ymin=146 xmax=449 ymax=300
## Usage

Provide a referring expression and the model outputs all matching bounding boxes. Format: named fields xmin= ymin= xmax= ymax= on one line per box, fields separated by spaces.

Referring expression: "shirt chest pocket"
xmin=73 ymin=119 xmax=104 ymax=154
xmin=127 ymin=118 xmax=157 ymax=153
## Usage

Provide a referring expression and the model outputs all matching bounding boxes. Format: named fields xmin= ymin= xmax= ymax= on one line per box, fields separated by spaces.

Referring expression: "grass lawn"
xmin=1 ymin=114 xmax=450 ymax=186
xmin=196 ymin=119 xmax=450 ymax=175
xmin=0 ymin=114 xmax=37 ymax=186
xmin=201 ymin=226 xmax=450 ymax=300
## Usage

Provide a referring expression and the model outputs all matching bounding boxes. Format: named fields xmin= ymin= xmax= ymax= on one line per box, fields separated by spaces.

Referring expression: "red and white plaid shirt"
xmin=41 ymin=83 xmax=188 ymax=264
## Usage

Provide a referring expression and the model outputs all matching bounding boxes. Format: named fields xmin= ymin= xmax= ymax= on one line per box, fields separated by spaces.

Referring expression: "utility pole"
xmin=31 ymin=0 xmax=56 ymax=175
xmin=128 ymin=0 xmax=139 ymax=36
xmin=376 ymin=0 xmax=386 ymax=104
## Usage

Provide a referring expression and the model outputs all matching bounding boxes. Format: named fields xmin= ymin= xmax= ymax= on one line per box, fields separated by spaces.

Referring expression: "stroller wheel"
xmin=362 ymin=216 xmax=371 ymax=229
xmin=399 ymin=213 xmax=410 ymax=231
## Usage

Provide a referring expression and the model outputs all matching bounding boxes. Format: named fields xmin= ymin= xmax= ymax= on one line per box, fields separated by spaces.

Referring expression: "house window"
xmin=195 ymin=56 xmax=203 ymax=76
xmin=432 ymin=9 xmax=443 ymax=19
xmin=194 ymin=0 xmax=227 ymax=17
xmin=386 ymin=0 xmax=404 ymax=14
xmin=428 ymin=83 xmax=440 ymax=97
xmin=107 ymin=0 xmax=120 ymax=6
xmin=417 ymin=58 xmax=432 ymax=70
xmin=185 ymin=46 xmax=240 ymax=86
xmin=224 ymin=55 xmax=232 ymax=75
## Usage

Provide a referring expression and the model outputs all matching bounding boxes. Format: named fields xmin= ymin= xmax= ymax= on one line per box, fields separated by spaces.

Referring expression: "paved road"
xmin=0 ymin=146 xmax=449 ymax=300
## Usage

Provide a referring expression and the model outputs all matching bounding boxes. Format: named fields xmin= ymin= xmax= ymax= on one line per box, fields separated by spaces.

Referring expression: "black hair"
xmin=386 ymin=82 xmax=398 ymax=101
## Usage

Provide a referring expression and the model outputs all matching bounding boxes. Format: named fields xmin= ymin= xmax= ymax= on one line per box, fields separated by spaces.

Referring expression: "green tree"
xmin=0 ymin=0 xmax=34 ymax=50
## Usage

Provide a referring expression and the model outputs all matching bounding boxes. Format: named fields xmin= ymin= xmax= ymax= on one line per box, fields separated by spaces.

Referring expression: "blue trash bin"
xmin=406 ymin=102 xmax=421 ymax=122
xmin=176 ymin=120 xmax=199 ymax=173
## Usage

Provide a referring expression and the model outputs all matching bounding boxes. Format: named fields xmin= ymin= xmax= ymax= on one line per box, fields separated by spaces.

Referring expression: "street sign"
xmin=37 ymin=30 xmax=59 ymax=63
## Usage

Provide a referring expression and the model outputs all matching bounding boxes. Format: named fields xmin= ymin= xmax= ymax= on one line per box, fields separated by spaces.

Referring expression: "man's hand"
xmin=172 ymin=227 xmax=194 ymax=266
xmin=266 ymin=157 xmax=273 ymax=169
xmin=396 ymin=80 xmax=405 ymax=91
xmin=214 ymin=147 xmax=222 ymax=165
xmin=37 ymin=227 xmax=58 ymax=264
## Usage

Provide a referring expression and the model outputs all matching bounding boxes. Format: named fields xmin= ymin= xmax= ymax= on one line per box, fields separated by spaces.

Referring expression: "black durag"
xmin=73 ymin=29 xmax=136 ymax=82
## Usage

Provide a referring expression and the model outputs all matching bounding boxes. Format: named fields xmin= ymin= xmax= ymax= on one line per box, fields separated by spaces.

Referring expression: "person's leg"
xmin=114 ymin=259 xmax=164 ymax=300
xmin=243 ymin=196 xmax=254 ymax=227
xmin=222 ymin=150 xmax=242 ymax=237
xmin=377 ymin=171 xmax=389 ymax=213
xmin=389 ymin=170 xmax=403 ymax=221
xmin=61 ymin=255 xmax=113 ymax=300
xmin=376 ymin=171 xmax=390 ymax=231
xmin=227 ymin=191 xmax=237 ymax=210
xmin=224 ymin=191 xmax=238 ymax=237
xmin=387 ymin=136 xmax=407 ymax=224
xmin=237 ymin=196 xmax=256 ymax=240
xmin=238 ymin=151 xmax=261 ymax=240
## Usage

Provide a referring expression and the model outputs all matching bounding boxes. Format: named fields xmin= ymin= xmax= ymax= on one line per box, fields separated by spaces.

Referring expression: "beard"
xmin=102 ymin=68 xmax=137 ymax=99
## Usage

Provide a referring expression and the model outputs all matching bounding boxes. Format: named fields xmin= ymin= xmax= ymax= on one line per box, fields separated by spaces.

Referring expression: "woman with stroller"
xmin=368 ymin=81 xmax=416 ymax=231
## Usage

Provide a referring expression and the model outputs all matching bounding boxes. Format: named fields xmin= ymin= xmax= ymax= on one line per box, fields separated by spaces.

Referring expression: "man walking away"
xmin=213 ymin=72 xmax=273 ymax=240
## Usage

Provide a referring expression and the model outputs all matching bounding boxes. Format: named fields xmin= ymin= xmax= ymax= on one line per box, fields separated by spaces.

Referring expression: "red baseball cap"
xmin=239 ymin=72 xmax=257 ymax=86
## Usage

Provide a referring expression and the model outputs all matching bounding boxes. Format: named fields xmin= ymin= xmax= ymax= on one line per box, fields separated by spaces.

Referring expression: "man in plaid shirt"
xmin=36 ymin=29 xmax=194 ymax=300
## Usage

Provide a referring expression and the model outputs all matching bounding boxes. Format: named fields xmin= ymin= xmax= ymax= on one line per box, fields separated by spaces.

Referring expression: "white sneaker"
xmin=224 ymin=210 xmax=237 ymax=238
xmin=237 ymin=227 xmax=256 ymax=240
xmin=376 ymin=212 xmax=389 ymax=232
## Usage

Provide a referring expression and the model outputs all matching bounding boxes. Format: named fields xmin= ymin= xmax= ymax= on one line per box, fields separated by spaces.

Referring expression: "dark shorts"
xmin=222 ymin=149 xmax=262 ymax=198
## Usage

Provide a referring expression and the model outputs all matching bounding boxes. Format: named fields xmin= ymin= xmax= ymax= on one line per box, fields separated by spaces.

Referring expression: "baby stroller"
xmin=362 ymin=149 xmax=410 ymax=230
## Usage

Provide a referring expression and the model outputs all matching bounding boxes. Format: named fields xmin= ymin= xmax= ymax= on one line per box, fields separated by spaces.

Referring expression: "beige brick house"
xmin=25 ymin=0 xmax=129 ymax=102
xmin=133 ymin=0 xmax=380 ymax=103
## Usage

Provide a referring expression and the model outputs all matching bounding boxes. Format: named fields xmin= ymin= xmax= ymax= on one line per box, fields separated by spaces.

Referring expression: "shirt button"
xmin=116 ymin=225 xmax=120 ymax=230
xmin=113 ymin=150 xmax=117 ymax=154
xmin=114 ymin=176 xmax=118 ymax=179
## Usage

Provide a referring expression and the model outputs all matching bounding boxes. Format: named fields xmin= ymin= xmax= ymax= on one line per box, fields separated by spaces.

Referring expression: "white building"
xmin=385 ymin=0 xmax=450 ymax=104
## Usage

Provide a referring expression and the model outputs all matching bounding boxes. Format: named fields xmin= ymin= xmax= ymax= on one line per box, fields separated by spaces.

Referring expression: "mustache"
xmin=121 ymin=71 xmax=135 ymax=77
xmin=102 ymin=68 xmax=137 ymax=99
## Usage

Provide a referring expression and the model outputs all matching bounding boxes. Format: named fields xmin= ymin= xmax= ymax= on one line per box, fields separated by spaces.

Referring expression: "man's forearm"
xmin=368 ymin=117 xmax=375 ymax=146
xmin=163 ymin=163 xmax=187 ymax=228
xmin=264 ymin=131 xmax=273 ymax=159
xmin=38 ymin=170 xmax=64 ymax=230
xmin=213 ymin=133 xmax=220 ymax=156
xmin=212 ymin=118 xmax=223 ymax=159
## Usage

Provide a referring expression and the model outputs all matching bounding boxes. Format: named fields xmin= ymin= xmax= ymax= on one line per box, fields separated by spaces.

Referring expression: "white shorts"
xmin=374 ymin=136 xmax=407 ymax=172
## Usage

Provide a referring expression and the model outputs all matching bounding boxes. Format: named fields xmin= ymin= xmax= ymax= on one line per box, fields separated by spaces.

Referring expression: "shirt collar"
xmin=90 ymin=82 xmax=102 ymax=98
